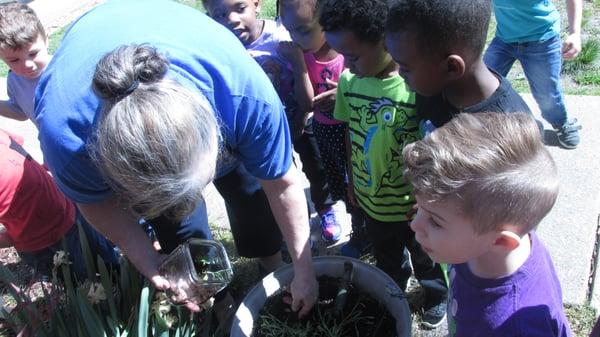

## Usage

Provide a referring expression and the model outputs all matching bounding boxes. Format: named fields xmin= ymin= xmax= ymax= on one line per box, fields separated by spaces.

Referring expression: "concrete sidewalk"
xmin=522 ymin=95 xmax=600 ymax=308
xmin=28 ymin=0 xmax=105 ymax=34
xmin=1 ymin=0 xmax=600 ymax=313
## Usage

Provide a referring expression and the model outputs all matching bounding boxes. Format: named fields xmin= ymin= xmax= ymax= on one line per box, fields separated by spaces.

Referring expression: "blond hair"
xmin=403 ymin=112 xmax=558 ymax=234
xmin=91 ymin=44 xmax=220 ymax=220
xmin=0 ymin=2 xmax=46 ymax=50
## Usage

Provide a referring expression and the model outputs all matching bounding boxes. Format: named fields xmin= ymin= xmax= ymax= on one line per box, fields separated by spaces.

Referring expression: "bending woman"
xmin=34 ymin=0 xmax=316 ymax=316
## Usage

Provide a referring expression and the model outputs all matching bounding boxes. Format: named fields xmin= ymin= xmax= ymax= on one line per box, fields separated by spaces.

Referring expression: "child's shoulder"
xmin=473 ymin=72 xmax=531 ymax=115
xmin=260 ymin=19 xmax=291 ymax=44
xmin=305 ymin=51 xmax=344 ymax=70
xmin=344 ymin=72 xmax=408 ymax=91
xmin=7 ymin=70 xmax=37 ymax=86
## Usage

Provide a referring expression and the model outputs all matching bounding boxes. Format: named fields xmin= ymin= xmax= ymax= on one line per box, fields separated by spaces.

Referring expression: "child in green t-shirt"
xmin=320 ymin=0 xmax=448 ymax=329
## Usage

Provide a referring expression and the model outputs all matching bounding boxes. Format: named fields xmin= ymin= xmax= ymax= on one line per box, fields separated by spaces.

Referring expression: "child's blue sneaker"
xmin=555 ymin=118 xmax=581 ymax=149
xmin=320 ymin=208 xmax=341 ymax=243
xmin=340 ymin=228 xmax=370 ymax=258
xmin=340 ymin=241 xmax=362 ymax=258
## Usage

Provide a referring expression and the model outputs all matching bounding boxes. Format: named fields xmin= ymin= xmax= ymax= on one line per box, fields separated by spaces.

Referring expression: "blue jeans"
xmin=484 ymin=35 xmax=568 ymax=128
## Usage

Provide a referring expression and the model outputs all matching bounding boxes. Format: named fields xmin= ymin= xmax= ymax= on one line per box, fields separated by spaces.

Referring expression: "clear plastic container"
xmin=158 ymin=238 xmax=233 ymax=305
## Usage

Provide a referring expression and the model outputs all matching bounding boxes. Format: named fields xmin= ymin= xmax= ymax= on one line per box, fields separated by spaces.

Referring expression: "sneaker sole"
xmin=557 ymin=138 xmax=578 ymax=149
xmin=321 ymin=233 xmax=340 ymax=244
xmin=421 ymin=313 xmax=446 ymax=329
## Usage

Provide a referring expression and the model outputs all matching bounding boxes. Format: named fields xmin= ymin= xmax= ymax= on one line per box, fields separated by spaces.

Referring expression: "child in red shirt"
xmin=0 ymin=129 xmax=118 ymax=279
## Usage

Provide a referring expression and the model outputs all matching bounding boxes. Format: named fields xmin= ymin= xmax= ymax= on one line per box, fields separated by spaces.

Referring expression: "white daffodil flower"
xmin=87 ymin=282 xmax=107 ymax=304
xmin=53 ymin=250 xmax=69 ymax=266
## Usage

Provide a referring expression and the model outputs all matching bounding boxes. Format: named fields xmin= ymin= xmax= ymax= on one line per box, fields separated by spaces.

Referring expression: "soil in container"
xmin=253 ymin=276 xmax=397 ymax=337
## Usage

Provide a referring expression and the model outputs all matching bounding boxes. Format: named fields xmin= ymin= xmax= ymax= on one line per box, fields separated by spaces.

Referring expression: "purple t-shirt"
xmin=448 ymin=232 xmax=572 ymax=337
xmin=246 ymin=20 xmax=297 ymax=120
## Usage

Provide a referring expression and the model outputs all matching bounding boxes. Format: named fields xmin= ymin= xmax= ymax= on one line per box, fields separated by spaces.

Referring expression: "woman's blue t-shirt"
xmin=34 ymin=0 xmax=292 ymax=204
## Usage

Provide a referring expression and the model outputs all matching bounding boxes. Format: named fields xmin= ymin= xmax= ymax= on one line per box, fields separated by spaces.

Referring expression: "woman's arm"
xmin=259 ymin=167 xmax=318 ymax=318
xmin=77 ymin=197 xmax=168 ymax=287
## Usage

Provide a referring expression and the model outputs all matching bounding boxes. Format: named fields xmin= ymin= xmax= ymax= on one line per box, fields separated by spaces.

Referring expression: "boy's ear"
xmin=444 ymin=54 xmax=466 ymax=80
xmin=255 ymin=0 xmax=262 ymax=12
xmin=491 ymin=230 xmax=522 ymax=253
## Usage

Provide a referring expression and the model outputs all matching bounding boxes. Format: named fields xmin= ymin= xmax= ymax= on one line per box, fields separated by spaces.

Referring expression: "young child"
xmin=279 ymin=0 xmax=369 ymax=252
xmin=404 ymin=112 xmax=572 ymax=337
xmin=385 ymin=0 xmax=532 ymax=133
xmin=0 ymin=2 xmax=51 ymax=124
xmin=0 ymin=129 xmax=119 ymax=280
xmin=321 ymin=0 xmax=448 ymax=328
xmin=202 ymin=0 xmax=341 ymax=244
xmin=484 ymin=0 xmax=582 ymax=149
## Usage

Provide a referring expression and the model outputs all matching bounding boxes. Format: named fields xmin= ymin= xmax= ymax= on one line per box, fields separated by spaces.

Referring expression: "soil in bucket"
xmin=253 ymin=276 xmax=397 ymax=337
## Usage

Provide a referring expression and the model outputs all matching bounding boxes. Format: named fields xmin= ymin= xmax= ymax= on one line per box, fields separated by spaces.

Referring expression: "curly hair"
xmin=385 ymin=0 xmax=492 ymax=59
xmin=319 ymin=0 xmax=388 ymax=43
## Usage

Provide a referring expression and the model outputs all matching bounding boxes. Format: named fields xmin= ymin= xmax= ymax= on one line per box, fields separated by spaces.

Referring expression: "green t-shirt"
xmin=333 ymin=71 xmax=419 ymax=222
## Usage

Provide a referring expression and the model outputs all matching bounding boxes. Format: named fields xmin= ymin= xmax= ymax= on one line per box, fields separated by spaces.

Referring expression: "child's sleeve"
xmin=332 ymin=71 xmax=351 ymax=123
xmin=1 ymin=76 xmax=30 ymax=121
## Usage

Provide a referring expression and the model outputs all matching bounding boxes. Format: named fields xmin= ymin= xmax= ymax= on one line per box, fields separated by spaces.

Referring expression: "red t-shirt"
xmin=0 ymin=129 xmax=74 ymax=252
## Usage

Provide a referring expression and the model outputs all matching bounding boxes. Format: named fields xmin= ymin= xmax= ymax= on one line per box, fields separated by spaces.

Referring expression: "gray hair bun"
xmin=93 ymin=44 xmax=169 ymax=101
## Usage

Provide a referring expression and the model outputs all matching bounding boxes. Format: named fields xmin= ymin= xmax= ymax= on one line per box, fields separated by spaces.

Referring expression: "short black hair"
xmin=279 ymin=0 xmax=322 ymax=18
xmin=319 ymin=0 xmax=388 ymax=43
xmin=385 ymin=0 xmax=492 ymax=58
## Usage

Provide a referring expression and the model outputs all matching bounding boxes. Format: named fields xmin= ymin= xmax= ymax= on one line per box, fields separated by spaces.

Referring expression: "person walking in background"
xmin=484 ymin=0 xmax=583 ymax=149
